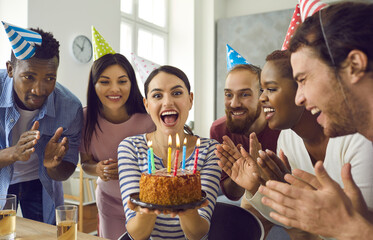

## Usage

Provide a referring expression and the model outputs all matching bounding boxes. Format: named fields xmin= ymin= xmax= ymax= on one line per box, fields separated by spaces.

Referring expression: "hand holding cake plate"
xmin=129 ymin=190 xmax=207 ymax=212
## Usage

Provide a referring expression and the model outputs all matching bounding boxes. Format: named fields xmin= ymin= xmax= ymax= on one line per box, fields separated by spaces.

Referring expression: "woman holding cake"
xmin=118 ymin=65 xmax=222 ymax=240
xmin=79 ymin=28 xmax=155 ymax=240
xmin=216 ymin=50 xmax=373 ymax=239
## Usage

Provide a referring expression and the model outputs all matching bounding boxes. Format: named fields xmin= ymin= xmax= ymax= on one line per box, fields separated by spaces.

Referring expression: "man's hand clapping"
xmin=44 ymin=127 xmax=69 ymax=169
xmin=11 ymin=121 xmax=40 ymax=162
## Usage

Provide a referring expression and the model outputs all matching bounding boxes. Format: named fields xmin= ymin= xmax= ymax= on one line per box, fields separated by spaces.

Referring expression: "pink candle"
xmin=193 ymin=138 xmax=200 ymax=174
xmin=173 ymin=134 xmax=180 ymax=176
xmin=167 ymin=135 xmax=172 ymax=173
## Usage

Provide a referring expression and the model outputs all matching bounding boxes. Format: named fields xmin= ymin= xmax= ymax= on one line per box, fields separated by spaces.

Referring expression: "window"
xmin=120 ymin=0 xmax=168 ymax=65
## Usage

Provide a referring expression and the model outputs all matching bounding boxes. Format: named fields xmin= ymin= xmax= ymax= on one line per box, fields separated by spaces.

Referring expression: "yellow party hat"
xmin=91 ymin=26 xmax=115 ymax=61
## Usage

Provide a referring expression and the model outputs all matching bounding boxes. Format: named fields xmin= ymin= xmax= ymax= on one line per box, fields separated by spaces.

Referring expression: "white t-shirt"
xmin=246 ymin=130 xmax=373 ymax=239
xmin=10 ymin=106 xmax=40 ymax=184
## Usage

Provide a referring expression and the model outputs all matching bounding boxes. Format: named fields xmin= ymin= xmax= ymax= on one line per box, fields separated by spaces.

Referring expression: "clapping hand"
xmin=257 ymin=149 xmax=291 ymax=183
xmin=11 ymin=121 xmax=40 ymax=162
xmin=44 ymin=127 xmax=69 ymax=169
xmin=258 ymin=161 xmax=367 ymax=238
xmin=215 ymin=135 xmax=264 ymax=194
xmin=285 ymin=163 xmax=369 ymax=219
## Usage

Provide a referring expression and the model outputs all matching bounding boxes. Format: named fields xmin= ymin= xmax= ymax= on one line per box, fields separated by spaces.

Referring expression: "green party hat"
xmin=91 ymin=26 xmax=115 ymax=61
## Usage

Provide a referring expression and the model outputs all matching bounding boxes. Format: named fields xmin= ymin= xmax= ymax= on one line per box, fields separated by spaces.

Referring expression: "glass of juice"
xmin=0 ymin=194 xmax=16 ymax=240
xmin=55 ymin=205 xmax=77 ymax=240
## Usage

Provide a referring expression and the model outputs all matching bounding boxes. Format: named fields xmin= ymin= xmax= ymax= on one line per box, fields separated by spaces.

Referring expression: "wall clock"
xmin=72 ymin=35 xmax=93 ymax=63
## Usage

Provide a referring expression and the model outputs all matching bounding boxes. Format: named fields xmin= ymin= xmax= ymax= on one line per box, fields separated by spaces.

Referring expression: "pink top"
xmin=80 ymin=108 xmax=156 ymax=197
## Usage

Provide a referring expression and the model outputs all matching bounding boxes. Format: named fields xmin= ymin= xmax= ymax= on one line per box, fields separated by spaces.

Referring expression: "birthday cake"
xmin=139 ymin=168 xmax=201 ymax=206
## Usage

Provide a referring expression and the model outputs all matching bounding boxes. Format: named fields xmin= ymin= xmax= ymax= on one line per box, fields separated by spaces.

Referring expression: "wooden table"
xmin=15 ymin=217 xmax=106 ymax=240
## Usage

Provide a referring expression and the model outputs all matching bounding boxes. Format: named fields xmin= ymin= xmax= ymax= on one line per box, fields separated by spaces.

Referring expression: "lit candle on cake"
xmin=147 ymin=140 xmax=153 ymax=174
xmin=182 ymin=137 xmax=187 ymax=170
xmin=167 ymin=135 xmax=172 ymax=173
xmin=193 ymin=138 xmax=200 ymax=174
xmin=173 ymin=134 xmax=180 ymax=176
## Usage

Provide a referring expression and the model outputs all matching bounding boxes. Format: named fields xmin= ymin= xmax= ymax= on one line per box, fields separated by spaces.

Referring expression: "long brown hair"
xmin=83 ymin=53 xmax=146 ymax=151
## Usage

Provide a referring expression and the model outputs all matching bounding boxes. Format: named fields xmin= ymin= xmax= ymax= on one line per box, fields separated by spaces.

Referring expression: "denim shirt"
xmin=0 ymin=69 xmax=83 ymax=224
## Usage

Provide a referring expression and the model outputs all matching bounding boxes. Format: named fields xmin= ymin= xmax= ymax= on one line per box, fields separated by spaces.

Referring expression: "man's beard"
xmin=323 ymin=80 xmax=359 ymax=138
xmin=225 ymin=106 xmax=261 ymax=135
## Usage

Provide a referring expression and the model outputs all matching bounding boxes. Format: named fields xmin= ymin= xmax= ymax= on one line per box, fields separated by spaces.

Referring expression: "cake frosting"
xmin=139 ymin=168 xmax=201 ymax=205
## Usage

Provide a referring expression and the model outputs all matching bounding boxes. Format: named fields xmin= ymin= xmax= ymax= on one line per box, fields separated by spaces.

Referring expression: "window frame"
xmin=120 ymin=0 xmax=168 ymax=64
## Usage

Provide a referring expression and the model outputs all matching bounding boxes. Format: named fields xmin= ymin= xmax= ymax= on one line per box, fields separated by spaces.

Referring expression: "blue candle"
xmin=182 ymin=138 xmax=187 ymax=169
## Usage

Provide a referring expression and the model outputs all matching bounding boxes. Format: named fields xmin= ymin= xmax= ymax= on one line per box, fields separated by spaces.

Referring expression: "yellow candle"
xmin=167 ymin=135 xmax=172 ymax=173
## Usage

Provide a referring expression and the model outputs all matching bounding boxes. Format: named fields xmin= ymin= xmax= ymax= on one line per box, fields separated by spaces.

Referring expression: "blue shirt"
xmin=0 ymin=69 xmax=83 ymax=224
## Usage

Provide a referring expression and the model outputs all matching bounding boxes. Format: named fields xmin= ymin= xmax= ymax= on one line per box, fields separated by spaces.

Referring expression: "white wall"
xmin=0 ymin=0 xmax=28 ymax=68
xmin=168 ymin=0 xmax=195 ymax=126
xmin=27 ymin=0 xmax=120 ymax=106
xmin=193 ymin=0 xmax=215 ymax=138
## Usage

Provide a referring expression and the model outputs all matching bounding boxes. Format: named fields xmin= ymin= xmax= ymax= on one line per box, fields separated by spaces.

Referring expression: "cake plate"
xmin=129 ymin=190 xmax=207 ymax=211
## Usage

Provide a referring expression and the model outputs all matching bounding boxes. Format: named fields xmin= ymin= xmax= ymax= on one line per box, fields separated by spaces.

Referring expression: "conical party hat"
xmin=226 ymin=44 xmax=250 ymax=71
xmin=132 ymin=53 xmax=160 ymax=84
xmin=2 ymin=21 xmax=42 ymax=60
xmin=299 ymin=0 xmax=328 ymax=22
xmin=281 ymin=4 xmax=301 ymax=50
xmin=91 ymin=26 xmax=115 ymax=61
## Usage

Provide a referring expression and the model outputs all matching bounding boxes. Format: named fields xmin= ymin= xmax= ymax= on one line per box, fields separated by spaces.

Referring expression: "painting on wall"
xmin=215 ymin=8 xmax=294 ymax=119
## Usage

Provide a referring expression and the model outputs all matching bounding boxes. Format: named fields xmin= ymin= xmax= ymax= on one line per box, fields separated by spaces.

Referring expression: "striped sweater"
xmin=118 ymin=134 xmax=222 ymax=239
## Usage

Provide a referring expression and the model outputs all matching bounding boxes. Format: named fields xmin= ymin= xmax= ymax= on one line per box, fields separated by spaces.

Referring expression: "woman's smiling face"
xmin=94 ymin=64 xmax=131 ymax=112
xmin=260 ymin=60 xmax=304 ymax=130
xmin=144 ymin=71 xmax=193 ymax=136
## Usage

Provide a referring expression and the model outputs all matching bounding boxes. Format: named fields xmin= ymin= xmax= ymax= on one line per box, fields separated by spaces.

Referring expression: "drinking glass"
xmin=55 ymin=205 xmax=78 ymax=240
xmin=0 ymin=194 xmax=16 ymax=240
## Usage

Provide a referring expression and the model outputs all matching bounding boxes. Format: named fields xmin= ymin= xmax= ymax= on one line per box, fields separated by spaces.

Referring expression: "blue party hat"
xmin=2 ymin=21 xmax=42 ymax=60
xmin=226 ymin=44 xmax=250 ymax=71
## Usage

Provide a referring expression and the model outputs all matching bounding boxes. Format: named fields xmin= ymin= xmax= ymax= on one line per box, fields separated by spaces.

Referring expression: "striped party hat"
xmin=299 ymin=0 xmax=328 ymax=22
xmin=2 ymin=21 xmax=42 ymax=60
xmin=132 ymin=53 xmax=160 ymax=84
xmin=91 ymin=26 xmax=115 ymax=61
xmin=226 ymin=44 xmax=250 ymax=71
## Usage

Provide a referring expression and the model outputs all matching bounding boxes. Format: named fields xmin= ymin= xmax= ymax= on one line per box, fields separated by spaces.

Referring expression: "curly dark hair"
xmin=10 ymin=27 xmax=60 ymax=65
xmin=265 ymin=50 xmax=294 ymax=84
xmin=289 ymin=1 xmax=373 ymax=73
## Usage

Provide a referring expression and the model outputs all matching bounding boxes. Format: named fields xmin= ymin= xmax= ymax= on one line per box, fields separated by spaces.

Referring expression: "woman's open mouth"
xmin=160 ymin=110 xmax=179 ymax=126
